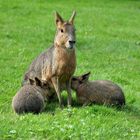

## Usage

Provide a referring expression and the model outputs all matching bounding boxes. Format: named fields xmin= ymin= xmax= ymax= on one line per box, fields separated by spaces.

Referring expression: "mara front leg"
xmin=51 ymin=77 xmax=63 ymax=108
xmin=66 ymin=78 xmax=72 ymax=107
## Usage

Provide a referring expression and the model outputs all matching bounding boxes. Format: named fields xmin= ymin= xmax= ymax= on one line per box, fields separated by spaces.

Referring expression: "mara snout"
xmin=71 ymin=72 xmax=125 ymax=107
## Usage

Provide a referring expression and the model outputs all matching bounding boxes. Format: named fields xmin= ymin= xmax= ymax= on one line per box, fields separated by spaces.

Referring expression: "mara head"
xmin=71 ymin=72 xmax=91 ymax=90
xmin=54 ymin=11 xmax=76 ymax=50
xmin=29 ymin=77 xmax=49 ymax=90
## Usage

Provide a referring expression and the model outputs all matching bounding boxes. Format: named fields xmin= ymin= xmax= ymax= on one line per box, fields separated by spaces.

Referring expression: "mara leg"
xmin=66 ymin=79 xmax=72 ymax=107
xmin=51 ymin=77 xmax=63 ymax=107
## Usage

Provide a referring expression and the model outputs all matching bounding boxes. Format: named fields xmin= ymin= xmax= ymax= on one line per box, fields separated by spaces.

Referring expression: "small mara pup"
xmin=71 ymin=72 xmax=125 ymax=106
xmin=12 ymin=77 xmax=51 ymax=114
xmin=23 ymin=11 xmax=77 ymax=107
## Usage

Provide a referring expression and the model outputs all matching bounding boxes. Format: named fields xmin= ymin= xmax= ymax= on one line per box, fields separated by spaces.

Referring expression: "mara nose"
xmin=69 ymin=40 xmax=76 ymax=44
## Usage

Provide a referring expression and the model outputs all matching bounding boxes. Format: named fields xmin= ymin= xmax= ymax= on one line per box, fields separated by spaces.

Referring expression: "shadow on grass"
xmin=43 ymin=96 xmax=140 ymax=119
xmin=116 ymin=105 xmax=140 ymax=119
xmin=43 ymin=96 xmax=81 ymax=114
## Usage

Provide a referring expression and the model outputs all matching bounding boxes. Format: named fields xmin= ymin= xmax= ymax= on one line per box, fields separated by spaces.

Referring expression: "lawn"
xmin=0 ymin=0 xmax=140 ymax=139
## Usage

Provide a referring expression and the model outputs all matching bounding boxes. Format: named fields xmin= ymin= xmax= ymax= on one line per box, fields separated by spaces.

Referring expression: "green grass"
xmin=0 ymin=0 xmax=140 ymax=139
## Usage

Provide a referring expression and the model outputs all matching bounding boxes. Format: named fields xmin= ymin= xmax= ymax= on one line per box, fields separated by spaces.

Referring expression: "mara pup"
xmin=12 ymin=77 xmax=51 ymax=114
xmin=71 ymin=72 xmax=125 ymax=106
xmin=23 ymin=11 xmax=77 ymax=107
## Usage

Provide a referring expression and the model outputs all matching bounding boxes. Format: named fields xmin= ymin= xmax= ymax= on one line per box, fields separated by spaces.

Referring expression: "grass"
xmin=0 ymin=0 xmax=140 ymax=139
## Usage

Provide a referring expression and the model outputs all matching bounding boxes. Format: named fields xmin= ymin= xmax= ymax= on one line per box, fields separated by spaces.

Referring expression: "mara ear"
xmin=34 ymin=77 xmax=42 ymax=87
xmin=55 ymin=11 xmax=64 ymax=27
xmin=69 ymin=11 xmax=76 ymax=24
xmin=81 ymin=72 xmax=91 ymax=82
xmin=29 ymin=78 xmax=35 ymax=85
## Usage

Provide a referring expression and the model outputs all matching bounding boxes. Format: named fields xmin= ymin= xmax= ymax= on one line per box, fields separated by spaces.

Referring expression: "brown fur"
xmin=12 ymin=78 xmax=51 ymax=114
xmin=71 ymin=72 xmax=125 ymax=106
xmin=22 ymin=11 xmax=77 ymax=107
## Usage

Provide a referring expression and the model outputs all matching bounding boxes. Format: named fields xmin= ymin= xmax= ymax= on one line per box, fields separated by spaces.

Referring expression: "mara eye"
xmin=60 ymin=29 xmax=64 ymax=33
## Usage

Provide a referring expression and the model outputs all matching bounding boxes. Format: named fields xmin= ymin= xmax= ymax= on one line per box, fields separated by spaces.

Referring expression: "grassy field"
xmin=0 ymin=0 xmax=140 ymax=139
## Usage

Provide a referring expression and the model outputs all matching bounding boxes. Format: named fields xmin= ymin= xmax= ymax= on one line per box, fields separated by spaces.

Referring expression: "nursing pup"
xmin=12 ymin=77 xmax=52 ymax=114
xmin=71 ymin=72 xmax=125 ymax=106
